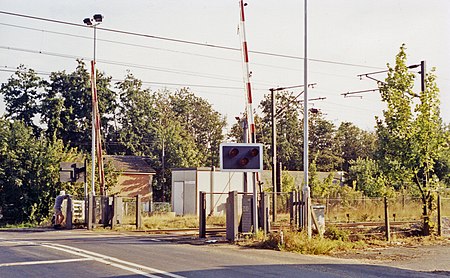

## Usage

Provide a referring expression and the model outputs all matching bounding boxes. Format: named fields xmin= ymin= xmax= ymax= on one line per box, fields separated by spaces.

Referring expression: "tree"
xmin=308 ymin=110 xmax=341 ymax=171
xmin=169 ymin=88 xmax=226 ymax=167
xmin=376 ymin=45 xmax=448 ymax=234
xmin=0 ymin=65 xmax=44 ymax=134
xmin=0 ymin=118 xmax=81 ymax=224
xmin=347 ymin=158 xmax=393 ymax=197
xmin=335 ymin=122 xmax=377 ymax=172
xmin=42 ymin=60 xmax=117 ymax=151
xmin=256 ymin=90 xmax=304 ymax=170
xmin=114 ymin=75 xmax=222 ymax=200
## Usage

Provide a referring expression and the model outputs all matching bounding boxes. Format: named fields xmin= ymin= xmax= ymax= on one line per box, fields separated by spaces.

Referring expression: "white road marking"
xmin=44 ymin=243 xmax=185 ymax=278
xmin=1 ymin=238 xmax=184 ymax=278
xmin=0 ymin=258 xmax=92 ymax=267
xmin=41 ymin=243 xmax=176 ymax=278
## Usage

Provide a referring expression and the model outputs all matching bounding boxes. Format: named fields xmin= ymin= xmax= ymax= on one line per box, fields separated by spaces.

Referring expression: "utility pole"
xmin=420 ymin=60 xmax=426 ymax=92
xmin=270 ymin=88 xmax=277 ymax=223
xmin=269 ymin=84 xmax=319 ymax=224
xmin=303 ymin=0 xmax=312 ymax=238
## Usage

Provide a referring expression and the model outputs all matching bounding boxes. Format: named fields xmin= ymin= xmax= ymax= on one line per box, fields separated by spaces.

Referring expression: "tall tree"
xmin=41 ymin=60 xmax=116 ymax=151
xmin=257 ymin=90 xmax=304 ymax=170
xmin=0 ymin=65 xmax=44 ymax=133
xmin=169 ymin=88 xmax=226 ymax=167
xmin=376 ymin=45 xmax=447 ymax=234
xmin=0 ymin=118 xmax=81 ymax=224
xmin=308 ymin=110 xmax=341 ymax=171
xmin=335 ymin=122 xmax=377 ymax=172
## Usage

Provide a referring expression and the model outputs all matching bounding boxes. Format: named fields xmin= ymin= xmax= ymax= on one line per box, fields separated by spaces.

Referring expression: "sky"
xmin=0 ymin=0 xmax=449 ymax=132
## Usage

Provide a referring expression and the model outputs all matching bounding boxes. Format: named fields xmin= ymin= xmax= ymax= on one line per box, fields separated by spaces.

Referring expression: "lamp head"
xmin=83 ymin=18 xmax=92 ymax=25
xmin=93 ymin=14 xmax=103 ymax=23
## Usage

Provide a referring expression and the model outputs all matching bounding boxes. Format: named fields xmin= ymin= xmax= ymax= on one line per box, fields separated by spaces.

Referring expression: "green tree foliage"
xmin=308 ymin=111 xmax=341 ymax=171
xmin=42 ymin=60 xmax=117 ymax=151
xmin=255 ymin=90 xmax=303 ymax=170
xmin=169 ymin=88 xmax=226 ymax=167
xmin=347 ymin=158 xmax=393 ymax=197
xmin=0 ymin=65 xmax=44 ymax=133
xmin=376 ymin=45 xmax=448 ymax=224
xmin=113 ymin=74 xmax=225 ymax=200
xmin=0 ymin=118 xmax=81 ymax=224
xmin=335 ymin=122 xmax=377 ymax=172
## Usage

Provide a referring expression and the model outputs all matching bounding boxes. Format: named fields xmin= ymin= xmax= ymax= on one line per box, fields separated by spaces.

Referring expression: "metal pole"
xmin=420 ymin=60 xmax=426 ymax=92
xmin=437 ymin=195 xmax=442 ymax=236
xmin=199 ymin=191 xmax=207 ymax=238
xmin=242 ymin=119 xmax=248 ymax=193
xmin=384 ymin=197 xmax=391 ymax=241
xmin=303 ymin=0 xmax=312 ymax=238
xmin=90 ymin=64 xmax=96 ymax=197
xmin=271 ymin=89 xmax=277 ymax=223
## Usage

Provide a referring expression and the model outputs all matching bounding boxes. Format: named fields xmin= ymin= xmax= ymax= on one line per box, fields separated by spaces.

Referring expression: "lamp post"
xmin=303 ymin=0 xmax=312 ymax=238
xmin=83 ymin=14 xmax=103 ymax=197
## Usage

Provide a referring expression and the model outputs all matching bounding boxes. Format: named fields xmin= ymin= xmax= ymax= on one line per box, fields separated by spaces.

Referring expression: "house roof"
xmin=104 ymin=155 xmax=156 ymax=174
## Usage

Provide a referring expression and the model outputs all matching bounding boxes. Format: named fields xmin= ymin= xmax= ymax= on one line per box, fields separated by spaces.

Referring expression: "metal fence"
xmin=311 ymin=196 xmax=423 ymax=223
xmin=441 ymin=197 xmax=450 ymax=236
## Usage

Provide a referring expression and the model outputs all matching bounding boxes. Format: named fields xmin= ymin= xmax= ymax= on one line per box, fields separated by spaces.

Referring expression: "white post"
xmin=303 ymin=0 xmax=312 ymax=238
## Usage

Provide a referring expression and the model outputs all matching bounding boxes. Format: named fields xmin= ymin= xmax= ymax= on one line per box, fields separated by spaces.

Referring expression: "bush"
xmin=324 ymin=225 xmax=350 ymax=241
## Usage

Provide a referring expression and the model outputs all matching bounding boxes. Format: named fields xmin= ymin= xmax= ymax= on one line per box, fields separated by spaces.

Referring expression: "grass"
xmin=135 ymin=214 xmax=226 ymax=230
xmin=142 ymin=214 xmax=198 ymax=230
xmin=0 ymin=222 xmax=39 ymax=229
xmin=241 ymin=228 xmax=366 ymax=255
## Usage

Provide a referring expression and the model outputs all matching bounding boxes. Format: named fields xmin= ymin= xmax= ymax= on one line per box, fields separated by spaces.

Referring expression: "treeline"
xmin=0 ymin=46 xmax=449 ymax=224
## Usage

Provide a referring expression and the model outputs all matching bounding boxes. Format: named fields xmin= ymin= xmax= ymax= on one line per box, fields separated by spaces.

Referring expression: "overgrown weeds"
xmin=243 ymin=227 xmax=365 ymax=255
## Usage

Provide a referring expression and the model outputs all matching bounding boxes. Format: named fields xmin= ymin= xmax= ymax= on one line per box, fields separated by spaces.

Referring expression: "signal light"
xmin=229 ymin=148 xmax=239 ymax=158
xmin=239 ymin=157 xmax=249 ymax=166
xmin=249 ymin=148 xmax=259 ymax=157
xmin=220 ymin=143 xmax=263 ymax=172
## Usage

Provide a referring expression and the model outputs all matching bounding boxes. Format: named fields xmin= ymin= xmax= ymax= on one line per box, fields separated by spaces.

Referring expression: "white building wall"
xmin=172 ymin=168 xmax=254 ymax=216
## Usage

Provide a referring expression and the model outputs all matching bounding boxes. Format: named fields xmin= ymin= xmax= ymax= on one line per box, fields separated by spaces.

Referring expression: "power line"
xmin=0 ymin=66 xmax=245 ymax=91
xmin=0 ymin=45 xmax=243 ymax=83
xmin=0 ymin=21 xmax=353 ymax=77
xmin=1 ymin=22 xmax=374 ymax=82
xmin=0 ymin=10 xmax=384 ymax=70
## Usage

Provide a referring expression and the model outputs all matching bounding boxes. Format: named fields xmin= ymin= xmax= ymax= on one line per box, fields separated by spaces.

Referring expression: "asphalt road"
xmin=0 ymin=229 xmax=447 ymax=278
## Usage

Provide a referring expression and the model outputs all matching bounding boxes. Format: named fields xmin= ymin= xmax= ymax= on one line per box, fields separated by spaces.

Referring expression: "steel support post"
xmin=384 ymin=197 xmax=391 ymax=241
xmin=199 ymin=191 xmax=207 ymax=238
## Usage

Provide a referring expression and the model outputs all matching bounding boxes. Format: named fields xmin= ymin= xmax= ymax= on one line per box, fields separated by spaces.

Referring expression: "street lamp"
xmin=83 ymin=14 xmax=103 ymax=197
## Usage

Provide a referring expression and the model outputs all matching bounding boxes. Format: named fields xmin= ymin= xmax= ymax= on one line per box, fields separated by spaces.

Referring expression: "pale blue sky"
xmin=0 ymin=0 xmax=448 ymax=131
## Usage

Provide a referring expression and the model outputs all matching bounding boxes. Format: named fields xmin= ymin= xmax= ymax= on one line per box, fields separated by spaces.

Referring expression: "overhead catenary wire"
xmin=341 ymin=88 xmax=379 ymax=98
xmin=2 ymin=21 xmax=386 ymax=82
xmin=0 ymin=10 xmax=384 ymax=70
xmin=0 ymin=66 xmax=251 ymax=92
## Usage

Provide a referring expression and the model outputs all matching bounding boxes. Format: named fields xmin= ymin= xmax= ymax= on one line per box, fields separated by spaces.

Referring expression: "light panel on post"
xmin=220 ymin=143 xmax=263 ymax=172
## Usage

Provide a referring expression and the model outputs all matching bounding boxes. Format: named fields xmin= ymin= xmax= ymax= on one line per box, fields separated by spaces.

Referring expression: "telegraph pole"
xmin=270 ymin=88 xmax=277 ymax=223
